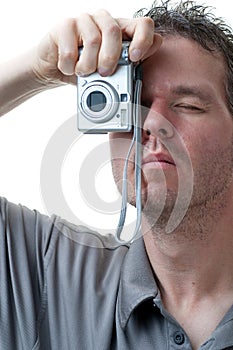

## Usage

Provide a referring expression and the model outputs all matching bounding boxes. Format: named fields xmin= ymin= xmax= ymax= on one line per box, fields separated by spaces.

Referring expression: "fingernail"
xmin=76 ymin=71 xmax=86 ymax=77
xmin=130 ymin=49 xmax=142 ymax=62
xmin=98 ymin=67 xmax=111 ymax=76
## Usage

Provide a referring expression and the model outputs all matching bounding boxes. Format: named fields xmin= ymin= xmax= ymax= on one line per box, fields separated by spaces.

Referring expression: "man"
xmin=0 ymin=1 xmax=233 ymax=349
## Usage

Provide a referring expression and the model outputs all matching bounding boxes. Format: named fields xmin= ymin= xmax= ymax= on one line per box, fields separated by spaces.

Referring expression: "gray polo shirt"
xmin=0 ymin=197 xmax=233 ymax=350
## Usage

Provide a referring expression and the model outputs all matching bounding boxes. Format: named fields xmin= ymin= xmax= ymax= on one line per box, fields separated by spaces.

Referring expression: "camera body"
xmin=77 ymin=42 xmax=134 ymax=133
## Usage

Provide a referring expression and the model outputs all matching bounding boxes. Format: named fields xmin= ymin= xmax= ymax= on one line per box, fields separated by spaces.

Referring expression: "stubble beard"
xmin=111 ymin=139 xmax=233 ymax=241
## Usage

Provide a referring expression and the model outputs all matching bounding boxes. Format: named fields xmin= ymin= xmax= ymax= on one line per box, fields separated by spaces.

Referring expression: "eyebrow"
xmin=171 ymin=85 xmax=214 ymax=103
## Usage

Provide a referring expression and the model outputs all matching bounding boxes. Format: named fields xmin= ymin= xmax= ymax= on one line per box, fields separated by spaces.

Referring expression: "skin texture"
xmin=1 ymin=11 xmax=233 ymax=349
xmin=0 ymin=12 xmax=161 ymax=116
xmin=109 ymin=36 xmax=233 ymax=348
xmin=110 ymin=35 xmax=233 ymax=234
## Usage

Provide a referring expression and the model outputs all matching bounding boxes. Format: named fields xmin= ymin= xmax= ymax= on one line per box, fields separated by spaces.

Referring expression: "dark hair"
xmin=135 ymin=0 xmax=233 ymax=115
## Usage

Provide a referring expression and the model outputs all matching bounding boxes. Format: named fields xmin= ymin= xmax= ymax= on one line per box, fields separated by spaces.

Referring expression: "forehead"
xmin=142 ymin=35 xmax=226 ymax=100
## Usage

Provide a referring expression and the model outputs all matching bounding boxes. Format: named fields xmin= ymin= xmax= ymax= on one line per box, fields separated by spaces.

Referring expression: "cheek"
xmin=181 ymin=118 xmax=232 ymax=162
xmin=182 ymin=122 xmax=233 ymax=192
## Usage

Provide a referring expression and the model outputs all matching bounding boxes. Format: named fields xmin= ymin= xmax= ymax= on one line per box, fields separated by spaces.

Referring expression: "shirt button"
xmin=173 ymin=331 xmax=185 ymax=345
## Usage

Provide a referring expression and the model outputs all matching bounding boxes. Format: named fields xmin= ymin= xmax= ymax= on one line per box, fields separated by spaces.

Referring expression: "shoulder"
xmin=54 ymin=215 xmax=130 ymax=250
xmin=0 ymin=196 xmax=129 ymax=259
xmin=49 ymin=216 xmax=130 ymax=275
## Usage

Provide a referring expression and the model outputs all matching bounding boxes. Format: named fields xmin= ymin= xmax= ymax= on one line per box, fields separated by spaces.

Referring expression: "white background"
xmin=0 ymin=0 xmax=232 ymax=234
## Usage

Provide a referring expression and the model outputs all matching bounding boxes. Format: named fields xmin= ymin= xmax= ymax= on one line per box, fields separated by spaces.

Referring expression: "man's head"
xmin=109 ymin=0 xmax=233 ymax=232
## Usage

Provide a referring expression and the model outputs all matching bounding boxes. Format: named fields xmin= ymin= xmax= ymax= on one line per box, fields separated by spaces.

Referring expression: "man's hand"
xmin=0 ymin=10 xmax=162 ymax=116
xmin=33 ymin=10 xmax=162 ymax=87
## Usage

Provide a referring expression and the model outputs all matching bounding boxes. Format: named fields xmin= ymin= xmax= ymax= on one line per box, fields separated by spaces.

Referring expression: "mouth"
xmin=142 ymin=153 xmax=176 ymax=169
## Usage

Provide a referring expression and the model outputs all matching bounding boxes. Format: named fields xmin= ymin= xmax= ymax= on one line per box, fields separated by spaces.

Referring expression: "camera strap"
xmin=115 ymin=64 xmax=143 ymax=244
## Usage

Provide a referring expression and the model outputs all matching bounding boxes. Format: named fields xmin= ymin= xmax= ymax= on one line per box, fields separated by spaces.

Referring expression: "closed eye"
xmin=175 ymin=104 xmax=205 ymax=113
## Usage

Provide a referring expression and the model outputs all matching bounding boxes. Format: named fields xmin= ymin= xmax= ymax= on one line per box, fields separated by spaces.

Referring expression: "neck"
xmin=142 ymin=187 xmax=233 ymax=349
xmin=142 ymin=185 xmax=233 ymax=301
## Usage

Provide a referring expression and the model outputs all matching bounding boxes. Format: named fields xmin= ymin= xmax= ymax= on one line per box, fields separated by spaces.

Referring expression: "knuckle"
xmin=88 ymin=34 xmax=102 ymax=48
xmin=60 ymin=50 xmax=77 ymax=62
xmin=107 ymin=23 xmax=121 ymax=37
xmin=78 ymin=12 xmax=91 ymax=18
xmin=139 ymin=16 xmax=155 ymax=28
xmin=94 ymin=8 xmax=111 ymax=17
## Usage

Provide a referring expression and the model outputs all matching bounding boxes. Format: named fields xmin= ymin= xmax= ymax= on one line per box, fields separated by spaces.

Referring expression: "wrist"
xmin=0 ymin=49 xmax=61 ymax=116
xmin=29 ymin=47 xmax=65 ymax=91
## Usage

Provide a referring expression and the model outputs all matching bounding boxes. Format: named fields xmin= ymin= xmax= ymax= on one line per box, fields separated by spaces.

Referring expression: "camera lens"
xmin=87 ymin=91 xmax=107 ymax=112
xmin=80 ymin=81 xmax=119 ymax=123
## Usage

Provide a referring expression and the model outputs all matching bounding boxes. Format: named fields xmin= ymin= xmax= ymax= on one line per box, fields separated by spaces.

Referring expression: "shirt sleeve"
xmin=0 ymin=197 xmax=56 ymax=350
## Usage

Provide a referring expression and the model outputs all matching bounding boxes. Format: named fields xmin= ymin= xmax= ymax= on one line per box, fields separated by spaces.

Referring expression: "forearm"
xmin=0 ymin=49 xmax=58 ymax=117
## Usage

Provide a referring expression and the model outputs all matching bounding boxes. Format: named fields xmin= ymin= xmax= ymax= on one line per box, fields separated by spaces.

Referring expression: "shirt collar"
xmin=211 ymin=305 xmax=233 ymax=349
xmin=117 ymin=237 xmax=233 ymax=346
xmin=118 ymin=237 xmax=158 ymax=329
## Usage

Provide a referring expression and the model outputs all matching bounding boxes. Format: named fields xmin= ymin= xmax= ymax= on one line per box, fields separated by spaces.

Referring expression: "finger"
xmin=140 ymin=33 xmax=163 ymax=61
xmin=117 ymin=17 xmax=162 ymax=62
xmin=51 ymin=18 xmax=79 ymax=75
xmin=92 ymin=9 xmax=122 ymax=76
xmin=75 ymin=13 xmax=101 ymax=76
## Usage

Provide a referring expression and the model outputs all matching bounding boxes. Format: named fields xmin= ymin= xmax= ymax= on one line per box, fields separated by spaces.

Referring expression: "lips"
xmin=142 ymin=153 xmax=176 ymax=167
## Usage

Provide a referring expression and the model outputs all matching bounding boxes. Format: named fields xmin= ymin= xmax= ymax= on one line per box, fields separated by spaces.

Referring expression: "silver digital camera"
xmin=77 ymin=42 xmax=134 ymax=133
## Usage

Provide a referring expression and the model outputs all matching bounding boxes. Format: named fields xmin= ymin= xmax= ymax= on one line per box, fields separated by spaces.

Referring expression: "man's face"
xmin=109 ymin=36 xmax=233 ymax=224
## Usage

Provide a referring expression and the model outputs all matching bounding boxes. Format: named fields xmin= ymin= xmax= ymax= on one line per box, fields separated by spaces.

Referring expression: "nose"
xmin=142 ymin=108 xmax=174 ymax=147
